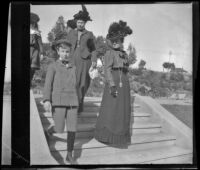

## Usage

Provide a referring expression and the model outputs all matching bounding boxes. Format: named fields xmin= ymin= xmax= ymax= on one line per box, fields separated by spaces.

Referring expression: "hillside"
xmin=32 ymin=61 xmax=192 ymax=99
xmin=128 ymin=69 xmax=192 ymax=98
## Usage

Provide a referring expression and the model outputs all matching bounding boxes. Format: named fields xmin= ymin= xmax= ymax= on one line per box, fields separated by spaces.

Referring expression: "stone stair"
xmin=35 ymin=96 xmax=192 ymax=164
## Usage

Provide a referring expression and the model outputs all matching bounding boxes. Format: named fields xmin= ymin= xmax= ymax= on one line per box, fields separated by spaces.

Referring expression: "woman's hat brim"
xmin=74 ymin=16 xmax=92 ymax=22
xmin=106 ymin=34 xmax=124 ymax=41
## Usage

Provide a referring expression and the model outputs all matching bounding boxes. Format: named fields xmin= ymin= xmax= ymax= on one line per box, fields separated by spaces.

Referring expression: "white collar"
xmin=30 ymin=29 xmax=40 ymax=35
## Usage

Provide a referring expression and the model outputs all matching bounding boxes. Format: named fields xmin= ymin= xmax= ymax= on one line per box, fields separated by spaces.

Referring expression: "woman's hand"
xmin=110 ymin=86 xmax=118 ymax=97
xmin=43 ymin=101 xmax=52 ymax=112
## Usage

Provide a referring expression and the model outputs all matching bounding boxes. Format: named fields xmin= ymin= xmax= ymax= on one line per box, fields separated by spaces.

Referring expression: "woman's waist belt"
xmin=112 ymin=67 xmax=128 ymax=72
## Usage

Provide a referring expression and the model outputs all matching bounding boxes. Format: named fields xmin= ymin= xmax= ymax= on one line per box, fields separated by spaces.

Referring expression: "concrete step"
xmin=40 ymin=111 xmax=149 ymax=118
xmin=52 ymin=145 xmax=192 ymax=164
xmin=43 ymin=121 xmax=162 ymax=138
xmin=49 ymin=132 xmax=176 ymax=152
xmin=78 ymin=112 xmax=150 ymax=123
xmin=36 ymin=98 xmax=140 ymax=113
xmin=144 ymin=153 xmax=192 ymax=164
xmin=83 ymin=104 xmax=140 ymax=112
xmin=40 ymin=112 xmax=151 ymax=123
xmin=83 ymin=101 xmax=140 ymax=108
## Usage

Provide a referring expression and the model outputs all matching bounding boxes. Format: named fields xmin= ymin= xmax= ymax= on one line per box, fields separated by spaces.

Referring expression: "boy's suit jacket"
xmin=43 ymin=60 xmax=78 ymax=106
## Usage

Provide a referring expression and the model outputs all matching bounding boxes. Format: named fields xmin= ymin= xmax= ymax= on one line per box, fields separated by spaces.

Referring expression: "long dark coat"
xmin=43 ymin=60 xmax=78 ymax=107
xmin=30 ymin=33 xmax=43 ymax=69
xmin=67 ymin=29 xmax=97 ymax=104
xmin=94 ymin=49 xmax=132 ymax=145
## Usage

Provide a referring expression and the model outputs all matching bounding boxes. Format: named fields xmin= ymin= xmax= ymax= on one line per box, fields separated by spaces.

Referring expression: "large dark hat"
xmin=106 ymin=20 xmax=133 ymax=41
xmin=67 ymin=19 xmax=76 ymax=29
xmin=51 ymin=31 xmax=72 ymax=51
xmin=73 ymin=4 xmax=92 ymax=22
xmin=31 ymin=12 xmax=40 ymax=23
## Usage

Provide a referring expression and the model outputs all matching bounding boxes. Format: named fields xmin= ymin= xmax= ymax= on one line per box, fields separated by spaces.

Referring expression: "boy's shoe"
xmin=65 ymin=152 xmax=76 ymax=164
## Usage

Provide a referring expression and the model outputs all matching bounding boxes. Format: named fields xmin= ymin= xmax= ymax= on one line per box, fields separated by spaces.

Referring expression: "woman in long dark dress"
xmin=67 ymin=5 xmax=97 ymax=113
xmin=94 ymin=20 xmax=133 ymax=145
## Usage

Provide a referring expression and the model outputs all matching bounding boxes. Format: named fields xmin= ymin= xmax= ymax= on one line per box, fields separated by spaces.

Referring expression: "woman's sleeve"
xmin=89 ymin=32 xmax=97 ymax=62
xmin=37 ymin=35 xmax=44 ymax=55
xmin=104 ymin=51 xmax=115 ymax=87
xmin=43 ymin=64 xmax=55 ymax=102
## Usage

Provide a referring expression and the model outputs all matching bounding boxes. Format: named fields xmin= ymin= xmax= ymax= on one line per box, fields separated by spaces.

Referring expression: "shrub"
xmin=170 ymin=73 xmax=184 ymax=81
xmin=130 ymin=68 xmax=143 ymax=76
xmin=183 ymin=82 xmax=192 ymax=91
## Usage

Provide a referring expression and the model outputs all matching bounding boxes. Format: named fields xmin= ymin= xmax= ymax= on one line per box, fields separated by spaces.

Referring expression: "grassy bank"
xmin=161 ymin=104 xmax=193 ymax=129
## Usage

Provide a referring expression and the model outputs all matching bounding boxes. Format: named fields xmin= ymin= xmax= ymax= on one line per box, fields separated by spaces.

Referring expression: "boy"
xmin=43 ymin=32 xmax=78 ymax=164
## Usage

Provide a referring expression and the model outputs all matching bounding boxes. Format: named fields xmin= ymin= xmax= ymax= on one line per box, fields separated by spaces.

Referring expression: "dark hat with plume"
xmin=73 ymin=4 xmax=92 ymax=22
xmin=67 ymin=19 xmax=77 ymax=29
xmin=51 ymin=31 xmax=71 ymax=51
xmin=106 ymin=20 xmax=132 ymax=41
xmin=31 ymin=12 xmax=40 ymax=23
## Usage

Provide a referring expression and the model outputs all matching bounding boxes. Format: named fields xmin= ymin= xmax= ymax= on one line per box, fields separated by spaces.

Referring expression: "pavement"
xmin=155 ymin=98 xmax=192 ymax=106
xmin=1 ymin=95 xmax=11 ymax=165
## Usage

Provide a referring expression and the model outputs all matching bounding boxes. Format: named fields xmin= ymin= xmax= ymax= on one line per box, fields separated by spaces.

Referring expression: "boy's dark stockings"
xmin=66 ymin=131 xmax=76 ymax=164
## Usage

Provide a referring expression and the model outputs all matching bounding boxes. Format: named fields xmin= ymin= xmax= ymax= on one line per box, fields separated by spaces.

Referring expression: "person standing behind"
xmin=42 ymin=32 xmax=78 ymax=164
xmin=30 ymin=12 xmax=44 ymax=83
xmin=94 ymin=20 xmax=133 ymax=146
xmin=67 ymin=5 xmax=97 ymax=113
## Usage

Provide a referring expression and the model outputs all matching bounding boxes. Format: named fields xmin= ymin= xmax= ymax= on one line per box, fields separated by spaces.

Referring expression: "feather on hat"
xmin=73 ymin=4 xmax=92 ymax=22
xmin=106 ymin=20 xmax=132 ymax=41
xmin=51 ymin=31 xmax=71 ymax=51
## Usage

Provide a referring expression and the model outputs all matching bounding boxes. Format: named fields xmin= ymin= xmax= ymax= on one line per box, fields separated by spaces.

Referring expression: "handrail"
xmin=134 ymin=94 xmax=192 ymax=150
xmin=30 ymin=90 xmax=58 ymax=165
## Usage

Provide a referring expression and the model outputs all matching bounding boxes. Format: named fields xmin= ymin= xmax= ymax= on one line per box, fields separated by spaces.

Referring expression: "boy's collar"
xmin=57 ymin=59 xmax=74 ymax=68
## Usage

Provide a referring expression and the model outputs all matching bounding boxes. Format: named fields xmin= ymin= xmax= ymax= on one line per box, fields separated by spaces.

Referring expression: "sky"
xmin=5 ymin=3 xmax=11 ymax=83
xmin=30 ymin=3 xmax=192 ymax=73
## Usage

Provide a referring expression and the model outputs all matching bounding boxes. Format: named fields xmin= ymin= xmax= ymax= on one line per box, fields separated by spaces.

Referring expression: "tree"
xmin=42 ymin=43 xmax=52 ymax=56
xmin=127 ymin=43 xmax=137 ymax=65
xmin=163 ymin=62 xmax=169 ymax=72
xmin=47 ymin=16 xmax=67 ymax=43
xmin=95 ymin=36 xmax=109 ymax=66
xmin=127 ymin=43 xmax=133 ymax=53
xmin=34 ymin=57 xmax=54 ymax=86
xmin=163 ymin=62 xmax=170 ymax=72
xmin=162 ymin=62 xmax=176 ymax=72
xmin=138 ymin=59 xmax=146 ymax=70
xmin=169 ymin=63 xmax=176 ymax=72
xmin=95 ymin=36 xmax=108 ymax=57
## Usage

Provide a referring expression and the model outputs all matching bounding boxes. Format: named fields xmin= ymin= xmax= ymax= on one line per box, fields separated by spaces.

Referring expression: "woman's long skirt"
xmin=94 ymin=69 xmax=131 ymax=145
xmin=73 ymin=47 xmax=92 ymax=109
